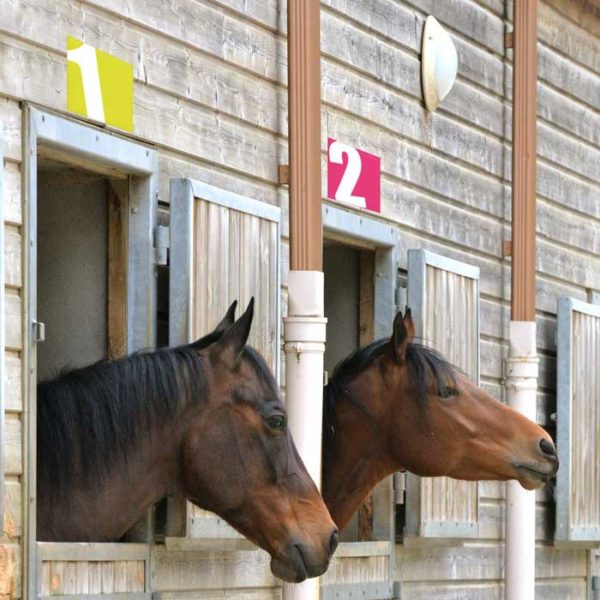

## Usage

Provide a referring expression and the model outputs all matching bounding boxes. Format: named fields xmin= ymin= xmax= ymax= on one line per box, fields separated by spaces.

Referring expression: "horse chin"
xmin=514 ymin=465 xmax=552 ymax=490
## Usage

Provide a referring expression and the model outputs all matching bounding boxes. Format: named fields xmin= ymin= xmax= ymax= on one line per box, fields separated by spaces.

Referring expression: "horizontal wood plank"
xmin=0 ymin=542 xmax=21 ymax=598
xmin=154 ymin=591 xmax=281 ymax=600
xmin=0 ymin=96 xmax=22 ymax=162
xmin=4 ymin=225 xmax=21 ymax=289
xmin=3 ymin=417 xmax=22 ymax=475
xmin=3 ymin=161 xmax=22 ymax=226
xmin=396 ymin=543 xmax=588 ymax=581
xmin=5 ymin=291 xmax=22 ymax=351
xmin=5 ymin=351 xmax=22 ymax=412
xmin=2 ymin=480 xmax=21 ymax=539
xmin=154 ymin=546 xmax=276 ymax=590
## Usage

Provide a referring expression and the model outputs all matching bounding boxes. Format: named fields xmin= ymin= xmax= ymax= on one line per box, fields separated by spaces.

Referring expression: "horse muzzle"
xmin=270 ymin=529 xmax=339 ymax=583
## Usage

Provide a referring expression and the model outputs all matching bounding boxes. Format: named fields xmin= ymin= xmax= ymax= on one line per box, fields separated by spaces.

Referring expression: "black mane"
xmin=324 ymin=338 xmax=458 ymax=436
xmin=37 ymin=345 xmax=207 ymax=495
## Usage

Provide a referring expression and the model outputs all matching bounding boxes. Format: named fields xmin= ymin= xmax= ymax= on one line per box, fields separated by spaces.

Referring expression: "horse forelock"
xmin=37 ymin=345 xmax=207 ymax=496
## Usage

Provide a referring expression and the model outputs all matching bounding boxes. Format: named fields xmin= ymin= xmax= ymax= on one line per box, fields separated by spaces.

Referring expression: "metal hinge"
xmin=278 ymin=164 xmax=290 ymax=185
xmin=154 ymin=225 xmax=170 ymax=266
xmin=33 ymin=320 xmax=46 ymax=343
xmin=393 ymin=472 xmax=406 ymax=505
xmin=395 ymin=286 xmax=407 ymax=313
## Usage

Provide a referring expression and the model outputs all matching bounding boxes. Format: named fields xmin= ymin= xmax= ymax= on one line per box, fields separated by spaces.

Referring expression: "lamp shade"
xmin=421 ymin=16 xmax=458 ymax=111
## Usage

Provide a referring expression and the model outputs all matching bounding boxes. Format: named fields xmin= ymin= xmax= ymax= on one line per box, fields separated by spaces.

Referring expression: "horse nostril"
xmin=329 ymin=529 xmax=339 ymax=555
xmin=540 ymin=438 xmax=556 ymax=457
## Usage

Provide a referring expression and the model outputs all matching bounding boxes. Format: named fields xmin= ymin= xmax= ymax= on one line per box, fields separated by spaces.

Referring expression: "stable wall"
xmin=1 ymin=0 xmax=599 ymax=598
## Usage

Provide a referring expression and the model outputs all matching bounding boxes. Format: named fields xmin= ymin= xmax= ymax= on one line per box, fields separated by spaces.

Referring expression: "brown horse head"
xmin=37 ymin=300 xmax=337 ymax=583
xmin=180 ymin=300 xmax=338 ymax=582
xmin=322 ymin=309 xmax=558 ymax=530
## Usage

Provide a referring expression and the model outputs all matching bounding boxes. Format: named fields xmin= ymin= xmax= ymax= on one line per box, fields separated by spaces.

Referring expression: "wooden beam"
xmin=107 ymin=181 xmax=128 ymax=359
xmin=357 ymin=251 xmax=375 ymax=541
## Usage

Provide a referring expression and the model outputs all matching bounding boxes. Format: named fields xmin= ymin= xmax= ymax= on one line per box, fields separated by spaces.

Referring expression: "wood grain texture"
xmin=357 ymin=251 xmax=374 ymax=541
xmin=412 ymin=264 xmax=479 ymax=536
xmin=0 ymin=97 xmax=22 ymax=162
xmin=39 ymin=559 xmax=145 ymax=595
xmin=3 ymin=418 xmax=22 ymax=476
xmin=4 ymin=352 xmax=21 ymax=412
xmin=2 ymin=480 xmax=21 ymax=540
xmin=4 ymin=225 xmax=21 ymax=289
xmin=0 ymin=542 xmax=21 ymax=598
xmin=569 ymin=310 xmax=600 ymax=531
xmin=107 ymin=183 xmax=128 ymax=360
xmin=3 ymin=162 xmax=22 ymax=226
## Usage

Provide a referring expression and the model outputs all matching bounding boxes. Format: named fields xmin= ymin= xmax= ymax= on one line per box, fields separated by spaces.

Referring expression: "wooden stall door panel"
xmin=556 ymin=299 xmax=600 ymax=543
xmin=571 ymin=311 xmax=600 ymax=531
xmin=192 ymin=199 xmax=278 ymax=371
xmin=188 ymin=196 xmax=279 ymax=539
xmin=406 ymin=251 xmax=480 ymax=539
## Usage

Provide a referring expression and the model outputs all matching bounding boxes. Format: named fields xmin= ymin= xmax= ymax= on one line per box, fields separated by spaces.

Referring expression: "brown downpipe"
xmin=505 ymin=2 xmax=539 ymax=598
xmin=511 ymin=0 xmax=538 ymax=322
xmin=287 ymin=0 xmax=322 ymax=272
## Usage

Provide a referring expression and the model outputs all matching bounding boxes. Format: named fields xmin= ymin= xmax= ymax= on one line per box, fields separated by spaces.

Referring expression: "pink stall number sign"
xmin=327 ymin=138 xmax=381 ymax=213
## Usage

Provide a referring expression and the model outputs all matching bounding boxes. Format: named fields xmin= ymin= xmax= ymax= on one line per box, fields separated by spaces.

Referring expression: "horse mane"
xmin=37 ymin=344 xmax=207 ymax=496
xmin=324 ymin=338 xmax=459 ymax=436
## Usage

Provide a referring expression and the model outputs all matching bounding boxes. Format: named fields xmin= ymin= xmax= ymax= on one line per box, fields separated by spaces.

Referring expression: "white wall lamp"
xmin=421 ymin=16 xmax=458 ymax=111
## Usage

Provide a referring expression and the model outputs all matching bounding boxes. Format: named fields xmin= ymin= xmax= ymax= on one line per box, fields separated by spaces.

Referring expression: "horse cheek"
xmin=183 ymin=423 xmax=245 ymax=510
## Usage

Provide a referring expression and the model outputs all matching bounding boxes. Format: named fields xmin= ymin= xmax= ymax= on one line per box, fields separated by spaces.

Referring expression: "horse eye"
xmin=267 ymin=415 xmax=287 ymax=430
xmin=440 ymin=386 xmax=458 ymax=399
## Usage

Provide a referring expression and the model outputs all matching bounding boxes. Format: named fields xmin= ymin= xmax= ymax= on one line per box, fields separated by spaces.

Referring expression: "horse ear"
xmin=216 ymin=297 xmax=254 ymax=366
xmin=214 ymin=300 xmax=238 ymax=333
xmin=392 ymin=308 xmax=415 ymax=361
xmin=189 ymin=300 xmax=238 ymax=349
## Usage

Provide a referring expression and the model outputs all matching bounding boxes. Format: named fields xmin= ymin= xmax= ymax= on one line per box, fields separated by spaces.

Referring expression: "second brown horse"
xmin=322 ymin=309 xmax=559 ymax=530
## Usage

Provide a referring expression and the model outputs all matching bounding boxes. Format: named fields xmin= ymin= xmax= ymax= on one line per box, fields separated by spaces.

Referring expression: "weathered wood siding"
xmin=37 ymin=543 xmax=148 ymax=597
xmin=0 ymin=92 xmax=23 ymax=600
xmin=0 ymin=0 xmax=598 ymax=597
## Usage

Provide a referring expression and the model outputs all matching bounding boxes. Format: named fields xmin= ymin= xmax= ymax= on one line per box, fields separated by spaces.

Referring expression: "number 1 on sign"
xmin=328 ymin=141 xmax=366 ymax=209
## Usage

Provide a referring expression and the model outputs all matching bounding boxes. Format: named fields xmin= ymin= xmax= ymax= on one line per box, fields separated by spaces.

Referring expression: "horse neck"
xmin=37 ymin=396 xmax=188 ymax=542
xmin=322 ymin=383 xmax=398 ymax=531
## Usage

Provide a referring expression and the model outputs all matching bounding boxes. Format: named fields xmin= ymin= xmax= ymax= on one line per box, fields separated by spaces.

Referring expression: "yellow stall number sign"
xmin=67 ymin=36 xmax=134 ymax=132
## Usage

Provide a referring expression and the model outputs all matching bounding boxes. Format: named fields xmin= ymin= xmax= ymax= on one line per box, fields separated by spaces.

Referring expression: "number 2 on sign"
xmin=328 ymin=141 xmax=366 ymax=209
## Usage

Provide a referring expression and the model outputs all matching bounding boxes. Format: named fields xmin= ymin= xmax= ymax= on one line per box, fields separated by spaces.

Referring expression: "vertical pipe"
xmin=284 ymin=1 xmax=324 ymax=599
xmin=511 ymin=0 xmax=537 ymax=324
xmin=287 ymin=0 xmax=322 ymax=272
xmin=505 ymin=1 xmax=538 ymax=599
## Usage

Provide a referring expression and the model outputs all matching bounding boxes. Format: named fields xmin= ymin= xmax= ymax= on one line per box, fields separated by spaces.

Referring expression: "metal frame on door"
xmin=24 ymin=106 xmax=158 ymax=597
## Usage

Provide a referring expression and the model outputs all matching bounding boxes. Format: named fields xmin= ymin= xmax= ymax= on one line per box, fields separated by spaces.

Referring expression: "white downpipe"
xmin=283 ymin=271 xmax=326 ymax=600
xmin=504 ymin=321 xmax=538 ymax=600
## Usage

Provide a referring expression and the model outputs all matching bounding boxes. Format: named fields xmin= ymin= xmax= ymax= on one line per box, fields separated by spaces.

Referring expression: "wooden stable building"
xmin=1 ymin=0 xmax=599 ymax=598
